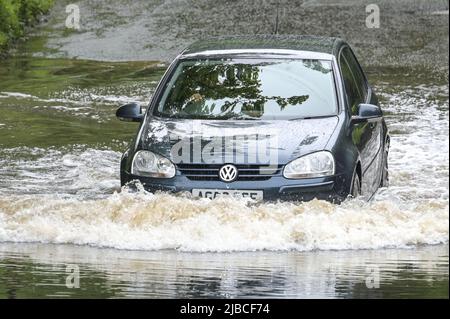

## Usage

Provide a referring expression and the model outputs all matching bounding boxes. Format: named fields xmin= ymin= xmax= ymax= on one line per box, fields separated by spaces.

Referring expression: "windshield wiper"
xmin=227 ymin=116 xmax=259 ymax=120
xmin=288 ymin=114 xmax=337 ymax=121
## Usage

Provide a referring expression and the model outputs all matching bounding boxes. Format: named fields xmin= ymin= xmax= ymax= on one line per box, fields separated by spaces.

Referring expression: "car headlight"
xmin=131 ymin=150 xmax=176 ymax=178
xmin=283 ymin=151 xmax=335 ymax=179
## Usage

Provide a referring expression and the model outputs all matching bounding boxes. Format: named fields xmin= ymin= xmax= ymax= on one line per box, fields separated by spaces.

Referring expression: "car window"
xmin=339 ymin=54 xmax=363 ymax=115
xmin=342 ymin=47 xmax=368 ymax=103
xmin=154 ymin=58 xmax=338 ymax=120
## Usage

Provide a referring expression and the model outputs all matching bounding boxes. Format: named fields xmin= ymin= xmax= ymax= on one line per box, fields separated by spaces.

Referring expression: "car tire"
xmin=381 ymin=148 xmax=389 ymax=188
xmin=351 ymin=172 xmax=361 ymax=198
xmin=120 ymin=171 xmax=126 ymax=187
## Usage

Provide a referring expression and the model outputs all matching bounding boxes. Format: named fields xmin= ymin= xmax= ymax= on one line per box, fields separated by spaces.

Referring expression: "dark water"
xmin=0 ymin=0 xmax=448 ymax=298
xmin=0 ymin=243 xmax=448 ymax=298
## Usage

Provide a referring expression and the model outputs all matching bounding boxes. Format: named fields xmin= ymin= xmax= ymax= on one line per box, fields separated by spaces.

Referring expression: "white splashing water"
xmin=0 ymin=87 xmax=448 ymax=252
xmin=0 ymin=190 xmax=447 ymax=252
xmin=0 ymin=147 xmax=122 ymax=198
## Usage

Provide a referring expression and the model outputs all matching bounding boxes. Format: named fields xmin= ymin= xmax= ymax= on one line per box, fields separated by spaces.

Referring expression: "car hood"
xmin=139 ymin=117 xmax=339 ymax=165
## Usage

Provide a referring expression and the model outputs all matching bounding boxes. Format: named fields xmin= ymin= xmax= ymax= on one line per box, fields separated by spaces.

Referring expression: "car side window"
xmin=339 ymin=53 xmax=362 ymax=115
xmin=342 ymin=47 xmax=368 ymax=103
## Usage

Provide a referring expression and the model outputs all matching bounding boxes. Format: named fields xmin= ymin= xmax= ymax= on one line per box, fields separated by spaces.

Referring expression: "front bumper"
xmin=121 ymin=172 xmax=348 ymax=203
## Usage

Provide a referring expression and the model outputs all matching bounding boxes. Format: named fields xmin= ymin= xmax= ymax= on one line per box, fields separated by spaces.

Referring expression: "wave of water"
xmin=0 ymin=147 xmax=122 ymax=197
xmin=0 ymin=87 xmax=448 ymax=252
xmin=0 ymin=189 xmax=447 ymax=252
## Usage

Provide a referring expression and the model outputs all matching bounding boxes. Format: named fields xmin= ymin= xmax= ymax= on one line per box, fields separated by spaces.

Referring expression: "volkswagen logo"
xmin=219 ymin=164 xmax=238 ymax=182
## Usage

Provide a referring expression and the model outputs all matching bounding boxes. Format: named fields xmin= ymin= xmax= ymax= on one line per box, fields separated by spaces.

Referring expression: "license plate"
xmin=192 ymin=189 xmax=263 ymax=200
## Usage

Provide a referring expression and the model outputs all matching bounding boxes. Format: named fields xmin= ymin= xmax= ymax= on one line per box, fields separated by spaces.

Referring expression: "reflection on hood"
xmin=140 ymin=117 xmax=339 ymax=165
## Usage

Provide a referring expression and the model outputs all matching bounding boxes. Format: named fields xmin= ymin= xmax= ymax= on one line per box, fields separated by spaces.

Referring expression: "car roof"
xmin=181 ymin=35 xmax=347 ymax=60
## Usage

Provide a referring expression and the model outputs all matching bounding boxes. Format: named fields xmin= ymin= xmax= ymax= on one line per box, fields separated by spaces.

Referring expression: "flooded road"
xmin=0 ymin=243 xmax=448 ymax=298
xmin=0 ymin=0 xmax=448 ymax=298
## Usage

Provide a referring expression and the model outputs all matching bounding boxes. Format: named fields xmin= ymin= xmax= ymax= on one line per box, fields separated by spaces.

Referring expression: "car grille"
xmin=177 ymin=163 xmax=283 ymax=181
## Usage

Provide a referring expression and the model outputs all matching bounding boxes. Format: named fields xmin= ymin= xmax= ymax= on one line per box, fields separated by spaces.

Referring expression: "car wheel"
xmin=120 ymin=171 xmax=126 ymax=187
xmin=351 ymin=172 xmax=361 ymax=198
xmin=381 ymin=149 xmax=389 ymax=187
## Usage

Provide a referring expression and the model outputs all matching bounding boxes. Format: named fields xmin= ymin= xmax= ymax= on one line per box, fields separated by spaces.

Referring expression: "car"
xmin=116 ymin=35 xmax=389 ymax=202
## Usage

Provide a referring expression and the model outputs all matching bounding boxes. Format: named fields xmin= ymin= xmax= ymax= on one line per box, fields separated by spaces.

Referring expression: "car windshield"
xmin=154 ymin=58 xmax=337 ymax=120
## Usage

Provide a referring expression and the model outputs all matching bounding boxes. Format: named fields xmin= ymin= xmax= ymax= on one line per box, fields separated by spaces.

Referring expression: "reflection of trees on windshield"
xmin=303 ymin=60 xmax=332 ymax=74
xmin=163 ymin=63 xmax=310 ymax=119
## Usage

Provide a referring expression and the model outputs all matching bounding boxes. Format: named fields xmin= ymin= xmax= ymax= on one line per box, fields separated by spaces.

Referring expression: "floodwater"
xmin=0 ymin=0 xmax=448 ymax=298
xmin=0 ymin=243 xmax=447 ymax=298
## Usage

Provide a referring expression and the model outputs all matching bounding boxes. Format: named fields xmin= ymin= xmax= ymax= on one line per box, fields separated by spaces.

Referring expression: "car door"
xmin=339 ymin=47 xmax=382 ymax=195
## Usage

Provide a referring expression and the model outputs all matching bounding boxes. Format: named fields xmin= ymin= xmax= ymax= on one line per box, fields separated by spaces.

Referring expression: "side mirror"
xmin=351 ymin=104 xmax=382 ymax=124
xmin=116 ymin=103 xmax=144 ymax=122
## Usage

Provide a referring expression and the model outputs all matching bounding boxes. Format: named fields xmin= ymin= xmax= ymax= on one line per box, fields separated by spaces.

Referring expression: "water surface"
xmin=0 ymin=0 xmax=448 ymax=298
xmin=0 ymin=243 xmax=448 ymax=298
